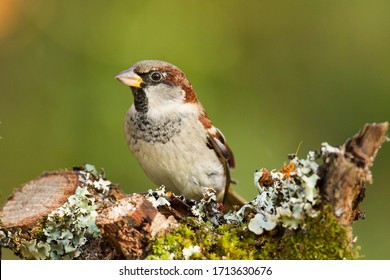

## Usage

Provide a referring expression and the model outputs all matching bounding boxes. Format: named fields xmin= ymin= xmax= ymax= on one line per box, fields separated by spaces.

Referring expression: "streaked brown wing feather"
xmin=206 ymin=128 xmax=236 ymax=204
xmin=199 ymin=112 xmax=236 ymax=204
xmin=207 ymin=128 xmax=235 ymax=169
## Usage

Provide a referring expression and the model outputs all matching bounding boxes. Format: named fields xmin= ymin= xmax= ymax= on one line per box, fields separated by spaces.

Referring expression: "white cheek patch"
xmin=144 ymin=85 xmax=185 ymax=113
xmin=142 ymin=86 xmax=199 ymax=121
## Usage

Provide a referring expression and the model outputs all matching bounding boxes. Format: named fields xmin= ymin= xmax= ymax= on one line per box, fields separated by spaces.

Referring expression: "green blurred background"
xmin=0 ymin=0 xmax=389 ymax=259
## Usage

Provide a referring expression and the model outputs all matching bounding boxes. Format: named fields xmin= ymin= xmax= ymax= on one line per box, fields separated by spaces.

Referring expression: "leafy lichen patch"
xmin=147 ymin=149 xmax=360 ymax=260
xmin=0 ymin=165 xmax=115 ymax=259
xmin=43 ymin=186 xmax=101 ymax=259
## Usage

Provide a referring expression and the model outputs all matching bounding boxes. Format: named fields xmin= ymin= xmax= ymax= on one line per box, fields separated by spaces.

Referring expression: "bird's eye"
xmin=150 ymin=71 xmax=162 ymax=82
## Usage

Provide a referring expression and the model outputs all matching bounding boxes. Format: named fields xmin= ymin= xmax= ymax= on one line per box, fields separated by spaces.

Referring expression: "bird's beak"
xmin=115 ymin=69 xmax=143 ymax=88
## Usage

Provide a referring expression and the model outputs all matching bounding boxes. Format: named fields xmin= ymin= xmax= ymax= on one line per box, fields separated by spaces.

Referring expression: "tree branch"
xmin=0 ymin=122 xmax=388 ymax=260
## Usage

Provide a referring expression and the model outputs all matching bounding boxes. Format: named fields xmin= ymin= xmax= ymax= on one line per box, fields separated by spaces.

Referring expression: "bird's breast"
xmin=126 ymin=112 xmax=183 ymax=145
xmin=124 ymin=108 xmax=225 ymax=199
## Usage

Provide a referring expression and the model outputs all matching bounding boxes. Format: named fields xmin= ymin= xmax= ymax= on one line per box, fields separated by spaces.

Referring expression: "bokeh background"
xmin=0 ymin=0 xmax=389 ymax=259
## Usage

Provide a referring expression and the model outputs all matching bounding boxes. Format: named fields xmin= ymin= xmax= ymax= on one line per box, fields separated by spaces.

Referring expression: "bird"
xmin=115 ymin=60 xmax=245 ymax=208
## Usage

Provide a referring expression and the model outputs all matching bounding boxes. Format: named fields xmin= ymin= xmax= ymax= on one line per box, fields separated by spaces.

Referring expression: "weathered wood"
xmin=0 ymin=171 xmax=79 ymax=230
xmin=95 ymin=194 xmax=178 ymax=259
xmin=319 ymin=122 xmax=389 ymax=227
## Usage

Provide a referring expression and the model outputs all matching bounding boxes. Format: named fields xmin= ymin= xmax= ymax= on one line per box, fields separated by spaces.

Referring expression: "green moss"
xmin=147 ymin=220 xmax=260 ymax=260
xmin=269 ymin=207 xmax=361 ymax=260
xmin=148 ymin=218 xmax=262 ymax=260
xmin=147 ymin=207 xmax=360 ymax=260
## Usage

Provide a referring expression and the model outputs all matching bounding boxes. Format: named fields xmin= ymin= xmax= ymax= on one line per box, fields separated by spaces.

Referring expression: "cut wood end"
xmin=0 ymin=170 xmax=79 ymax=230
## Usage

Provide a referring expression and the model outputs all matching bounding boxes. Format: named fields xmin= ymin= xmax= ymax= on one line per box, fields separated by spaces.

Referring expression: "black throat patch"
xmin=131 ymin=87 xmax=149 ymax=113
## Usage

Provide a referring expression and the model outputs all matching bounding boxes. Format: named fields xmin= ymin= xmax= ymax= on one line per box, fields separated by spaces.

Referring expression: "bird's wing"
xmin=199 ymin=113 xmax=235 ymax=204
xmin=206 ymin=127 xmax=235 ymax=169
xmin=198 ymin=113 xmax=235 ymax=169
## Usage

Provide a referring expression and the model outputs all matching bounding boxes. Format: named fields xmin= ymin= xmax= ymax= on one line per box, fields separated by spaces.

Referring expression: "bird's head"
xmin=115 ymin=60 xmax=199 ymax=114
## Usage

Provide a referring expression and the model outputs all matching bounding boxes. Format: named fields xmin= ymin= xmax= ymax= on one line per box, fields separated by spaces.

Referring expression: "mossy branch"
xmin=0 ymin=122 xmax=388 ymax=260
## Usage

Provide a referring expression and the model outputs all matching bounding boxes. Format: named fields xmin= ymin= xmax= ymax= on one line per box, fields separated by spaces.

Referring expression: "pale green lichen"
xmin=1 ymin=226 xmax=49 ymax=260
xmin=0 ymin=230 xmax=5 ymax=240
xmin=247 ymin=213 xmax=277 ymax=235
xmin=0 ymin=165 xmax=113 ymax=260
xmin=78 ymin=165 xmax=111 ymax=196
xmin=225 ymin=151 xmax=321 ymax=234
xmin=147 ymin=186 xmax=224 ymax=226
xmin=18 ymin=239 xmax=51 ymax=260
xmin=147 ymin=148 xmax=360 ymax=260
xmin=146 ymin=186 xmax=171 ymax=208
xmin=190 ymin=188 xmax=223 ymax=226
xmin=43 ymin=186 xmax=101 ymax=259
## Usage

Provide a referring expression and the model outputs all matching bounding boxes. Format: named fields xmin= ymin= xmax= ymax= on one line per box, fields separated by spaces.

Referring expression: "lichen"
xmin=0 ymin=164 xmax=114 ymax=260
xmin=190 ymin=188 xmax=224 ymax=226
xmin=225 ymin=151 xmax=321 ymax=235
xmin=147 ymin=149 xmax=360 ymax=260
xmin=146 ymin=186 xmax=171 ymax=208
xmin=18 ymin=239 xmax=51 ymax=260
xmin=43 ymin=186 xmax=101 ymax=259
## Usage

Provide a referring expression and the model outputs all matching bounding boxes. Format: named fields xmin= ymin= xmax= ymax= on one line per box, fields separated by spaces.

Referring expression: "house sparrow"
xmin=115 ymin=60 xmax=245 ymax=207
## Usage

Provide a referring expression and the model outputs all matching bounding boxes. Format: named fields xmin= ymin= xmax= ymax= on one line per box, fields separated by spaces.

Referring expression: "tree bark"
xmin=319 ymin=123 xmax=389 ymax=227
xmin=96 ymin=194 xmax=178 ymax=259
